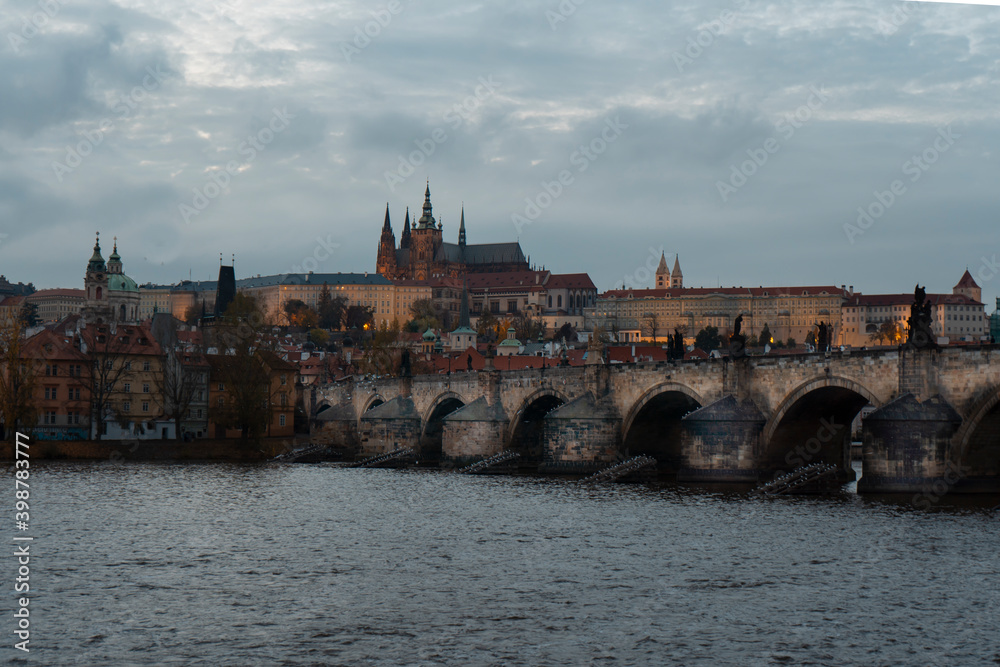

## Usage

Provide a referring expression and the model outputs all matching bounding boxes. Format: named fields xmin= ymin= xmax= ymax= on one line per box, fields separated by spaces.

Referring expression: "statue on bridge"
xmin=817 ymin=321 xmax=829 ymax=353
xmin=729 ymin=314 xmax=747 ymax=359
xmin=400 ymin=348 xmax=412 ymax=377
xmin=906 ymin=284 xmax=939 ymax=350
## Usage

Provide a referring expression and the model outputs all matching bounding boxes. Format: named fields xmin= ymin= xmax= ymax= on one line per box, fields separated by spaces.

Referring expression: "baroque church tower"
xmin=82 ymin=233 xmax=141 ymax=324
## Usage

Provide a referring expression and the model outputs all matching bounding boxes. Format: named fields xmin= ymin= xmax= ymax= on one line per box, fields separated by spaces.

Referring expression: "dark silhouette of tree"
xmin=0 ymin=310 xmax=37 ymax=439
xmin=694 ymin=326 xmax=722 ymax=353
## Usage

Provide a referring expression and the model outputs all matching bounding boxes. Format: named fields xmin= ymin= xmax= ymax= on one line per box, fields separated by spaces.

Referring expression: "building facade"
xmin=840 ymin=272 xmax=988 ymax=347
xmin=591 ymin=285 xmax=848 ymax=345
xmin=376 ymin=184 xmax=530 ymax=281
xmin=22 ymin=329 xmax=90 ymax=440
xmin=26 ymin=289 xmax=85 ymax=324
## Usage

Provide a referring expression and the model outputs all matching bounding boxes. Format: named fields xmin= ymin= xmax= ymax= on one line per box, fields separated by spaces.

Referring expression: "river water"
xmin=7 ymin=462 xmax=1000 ymax=666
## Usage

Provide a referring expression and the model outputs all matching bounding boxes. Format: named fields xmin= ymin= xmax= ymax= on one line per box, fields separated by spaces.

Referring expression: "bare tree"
xmin=213 ymin=293 xmax=273 ymax=444
xmin=79 ymin=324 xmax=138 ymax=441
xmin=0 ymin=311 xmax=37 ymax=440
xmin=643 ymin=312 xmax=660 ymax=344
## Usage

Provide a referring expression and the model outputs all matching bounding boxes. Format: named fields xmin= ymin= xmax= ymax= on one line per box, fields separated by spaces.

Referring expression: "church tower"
xmin=83 ymin=233 xmax=110 ymax=323
xmin=411 ymin=182 xmax=443 ymax=280
xmin=400 ymin=207 xmax=411 ymax=249
xmin=671 ymin=255 xmax=683 ymax=289
xmin=655 ymin=252 xmax=669 ymax=289
xmin=375 ymin=204 xmax=398 ymax=278
xmin=953 ymin=269 xmax=982 ymax=303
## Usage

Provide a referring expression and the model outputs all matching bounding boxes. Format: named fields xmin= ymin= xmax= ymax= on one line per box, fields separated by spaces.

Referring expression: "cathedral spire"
xmin=400 ymin=206 xmax=411 ymax=248
xmin=417 ymin=180 xmax=436 ymax=229
xmin=458 ymin=205 xmax=466 ymax=247
xmin=382 ymin=203 xmax=392 ymax=233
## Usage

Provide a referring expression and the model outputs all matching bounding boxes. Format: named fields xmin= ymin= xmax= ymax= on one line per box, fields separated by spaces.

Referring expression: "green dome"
xmin=422 ymin=327 xmax=436 ymax=341
xmin=108 ymin=273 xmax=139 ymax=293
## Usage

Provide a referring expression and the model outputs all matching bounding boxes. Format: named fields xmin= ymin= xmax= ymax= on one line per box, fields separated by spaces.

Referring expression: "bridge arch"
xmin=506 ymin=388 xmax=569 ymax=467
xmin=762 ymin=375 xmax=882 ymax=476
xmin=621 ymin=382 xmax=704 ymax=472
xmin=357 ymin=394 xmax=385 ymax=426
xmin=952 ymin=383 xmax=1000 ymax=479
xmin=419 ymin=392 xmax=467 ymax=463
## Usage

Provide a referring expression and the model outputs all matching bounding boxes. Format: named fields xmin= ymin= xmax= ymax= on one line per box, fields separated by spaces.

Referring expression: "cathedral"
xmin=376 ymin=183 xmax=530 ymax=280
xmin=81 ymin=233 xmax=141 ymax=324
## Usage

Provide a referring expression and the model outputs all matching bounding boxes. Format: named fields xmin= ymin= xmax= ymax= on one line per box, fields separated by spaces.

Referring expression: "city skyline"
xmin=2 ymin=0 xmax=999 ymax=305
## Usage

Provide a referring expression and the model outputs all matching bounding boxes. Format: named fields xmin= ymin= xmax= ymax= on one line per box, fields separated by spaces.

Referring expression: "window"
xmin=280 ymin=393 xmax=288 ymax=406
xmin=124 ymin=383 xmax=131 ymax=393
xmin=507 ymin=300 xmax=517 ymax=313
xmin=123 ymin=401 xmax=131 ymax=412
xmin=142 ymin=383 xmax=150 ymax=394
xmin=279 ymin=414 xmax=286 ymax=427
xmin=68 ymin=411 xmax=80 ymax=425
xmin=44 ymin=387 xmax=57 ymax=400
xmin=196 ymin=409 xmax=202 ymax=419
xmin=43 ymin=411 xmax=57 ymax=425
xmin=218 ymin=383 xmax=225 ymax=391
xmin=141 ymin=401 xmax=149 ymax=412
xmin=218 ymin=398 xmax=224 ymax=407
xmin=557 ymin=295 xmax=563 ymax=308
xmin=124 ymin=361 xmax=131 ymax=370
xmin=143 ymin=361 xmax=151 ymax=372
xmin=280 ymin=374 xmax=287 ymax=385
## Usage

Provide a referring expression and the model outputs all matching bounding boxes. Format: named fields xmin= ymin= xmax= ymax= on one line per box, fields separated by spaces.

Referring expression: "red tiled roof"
xmin=844 ymin=293 xmax=983 ymax=307
xmin=602 ymin=286 xmax=845 ymax=299
xmin=27 ymin=288 xmax=85 ymax=299
xmin=543 ymin=273 xmax=596 ymax=290
xmin=954 ymin=270 xmax=979 ymax=289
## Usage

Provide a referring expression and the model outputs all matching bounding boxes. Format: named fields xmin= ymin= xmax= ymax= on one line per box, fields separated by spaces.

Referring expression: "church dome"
xmin=108 ymin=273 xmax=139 ymax=293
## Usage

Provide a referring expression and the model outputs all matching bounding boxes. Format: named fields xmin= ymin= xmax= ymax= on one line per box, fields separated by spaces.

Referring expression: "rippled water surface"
xmin=7 ymin=462 xmax=1000 ymax=666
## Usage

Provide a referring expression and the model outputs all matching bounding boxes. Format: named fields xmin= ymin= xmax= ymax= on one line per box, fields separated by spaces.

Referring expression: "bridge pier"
xmin=358 ymin=396 xmax=422 ymax=458
xmin=676 ymin=396 xmax=765 ymax=483
xmin=441 ymin=397 xmax=508 ymax=468
xmin=858 ymin=394 xmax=961 ymax=493
xmin=541 ymin=392 xmax=621 ymax=475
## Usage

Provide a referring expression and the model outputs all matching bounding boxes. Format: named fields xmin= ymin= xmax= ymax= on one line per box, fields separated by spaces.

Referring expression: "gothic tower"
xmin=671 ymin=254 xmax=683 ymax=289
xmin=375 ymin=204 xmax=398 ymax=277
xmin=411 ymin=182 xmax=443 ymax=280
xmin=655 ymin=251 xmax=669 ymax=289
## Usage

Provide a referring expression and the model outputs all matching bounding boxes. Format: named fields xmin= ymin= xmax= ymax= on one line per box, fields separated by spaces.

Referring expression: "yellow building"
xmin=237 ymin=272 xmax=412 ymax=327
xmin=591 ymin=285 xmax=848 ymax=345
xmin=26 ymin=289 xmax=85 ymax=324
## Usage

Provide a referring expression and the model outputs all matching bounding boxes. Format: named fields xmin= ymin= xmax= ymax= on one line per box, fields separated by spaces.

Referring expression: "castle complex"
xmin=376 ymin=183 xmax=530 ymax=280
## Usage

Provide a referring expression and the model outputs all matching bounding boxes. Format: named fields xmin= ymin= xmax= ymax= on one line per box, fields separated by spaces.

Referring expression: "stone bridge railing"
xmin=309 ymin=346 xmax=1000 ymax=493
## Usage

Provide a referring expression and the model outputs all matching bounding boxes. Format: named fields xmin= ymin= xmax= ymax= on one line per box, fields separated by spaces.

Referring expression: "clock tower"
xmin=82 ymin=233 xmax=111 ymax=323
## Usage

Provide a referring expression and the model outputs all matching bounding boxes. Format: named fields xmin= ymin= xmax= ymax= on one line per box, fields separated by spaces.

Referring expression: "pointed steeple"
xmin=655 ymin=251 xmax=669 ymax=288
xmin=382 ymin=203 xmax=392 ymax=233
xmin=87 ymin=232 xmax=105 ymax=272
xmin=417 ymin=180 xmax=436 ymax=229
xmin=458 ymin=205 xmax=467 ymax=247
xmin=400 ymin=207 xmax=411 ymax=248
xmin=671 ymin=254 xmax=683 ymax=289
xmin=107 ymin=236 xmax=122 ymax=275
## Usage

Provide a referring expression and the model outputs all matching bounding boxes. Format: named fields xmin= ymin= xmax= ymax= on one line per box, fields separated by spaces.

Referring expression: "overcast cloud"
xmin=1 ymin=0 xmax=998 ymax=305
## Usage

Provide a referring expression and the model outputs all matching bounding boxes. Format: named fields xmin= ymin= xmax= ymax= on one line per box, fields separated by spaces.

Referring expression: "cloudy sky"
xmin=2 ymin=0 xmax=998 ymax=306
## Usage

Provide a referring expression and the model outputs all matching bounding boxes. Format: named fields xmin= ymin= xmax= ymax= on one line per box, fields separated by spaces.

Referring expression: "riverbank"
xmin=0 ymin=436 xmax=304 ymax=461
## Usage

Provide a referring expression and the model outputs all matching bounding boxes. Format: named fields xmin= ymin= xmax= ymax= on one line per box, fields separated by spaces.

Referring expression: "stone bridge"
xmin=311 ymin=346 xmax=1000 ymax=492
